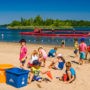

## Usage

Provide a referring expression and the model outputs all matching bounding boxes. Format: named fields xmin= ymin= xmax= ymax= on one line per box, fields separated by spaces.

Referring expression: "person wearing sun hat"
xmin=49 ymin=54 xmax=65 ymax=70
xmin=79 ymin=38 xmax=87 ymax=64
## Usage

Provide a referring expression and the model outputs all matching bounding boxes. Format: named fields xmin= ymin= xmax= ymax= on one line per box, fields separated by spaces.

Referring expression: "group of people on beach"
xmin=19 ymin=38 xmax=90 ymax=85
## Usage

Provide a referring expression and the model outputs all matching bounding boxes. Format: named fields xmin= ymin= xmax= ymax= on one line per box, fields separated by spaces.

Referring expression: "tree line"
xmin=9 ymin=15 xmax=90 ymax=27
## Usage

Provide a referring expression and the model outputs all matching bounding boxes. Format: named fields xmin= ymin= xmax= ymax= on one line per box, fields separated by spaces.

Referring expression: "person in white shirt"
xmin=27 ymin=50 xmax=39 ymax=68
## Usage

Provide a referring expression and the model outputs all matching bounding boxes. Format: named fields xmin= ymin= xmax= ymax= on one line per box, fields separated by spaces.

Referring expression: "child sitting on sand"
xmin=59 ymin=62 xmax=76 ymax=83
xmin=65 ymin=62 xmax=76 ymax=83
xmin=28 ymin=60 xmax=47 ymax=84
xmin=38 ymin=47 xmax=47 ymax=67
xmin=48 ymin=47 xmax=57 ymax=57
xmin=27 ymin=50 xmax=39 ymax=68
xmin=49 ymin=54 xmax=65 ymax=70
xmin=19 ymin=39 xmax=27 ymax=68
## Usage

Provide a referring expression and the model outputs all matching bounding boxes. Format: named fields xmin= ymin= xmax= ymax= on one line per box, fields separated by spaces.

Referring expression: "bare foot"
xmin=28 ymin=81 xmax=31 ymax=84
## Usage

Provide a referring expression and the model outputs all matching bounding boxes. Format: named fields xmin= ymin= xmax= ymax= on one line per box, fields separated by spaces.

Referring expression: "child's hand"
xmin=22 ymin=57 xmax=26 ymax=61
xmin=28 ymin=81 xmax=31 ymax=84
xmin=41 ymin=70 xmax=47 ymax=74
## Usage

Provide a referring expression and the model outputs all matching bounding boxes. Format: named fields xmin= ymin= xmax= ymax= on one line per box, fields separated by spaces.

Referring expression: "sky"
xmin=0 ymin=0 xmax=90 ymax=24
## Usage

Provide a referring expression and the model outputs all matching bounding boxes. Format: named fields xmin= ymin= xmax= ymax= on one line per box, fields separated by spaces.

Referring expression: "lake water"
xmin=0 ymin=27 xmax=90 ymax=46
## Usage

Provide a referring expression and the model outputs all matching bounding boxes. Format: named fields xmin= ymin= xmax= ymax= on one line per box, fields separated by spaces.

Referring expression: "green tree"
xmin=9 ymin=15 xmax=90 ymax=27
xmin=53 ymin=19 xmax=60 ymax=26
xmin=34 ymin=15 xmax=43 ymax=26
xmin=10 ymin=20 xmax=21 ymax=26
xmin=45 ymin=19 xmax=54 ymax=26
xmin=28 ymin=18 xmax=34 ymax=25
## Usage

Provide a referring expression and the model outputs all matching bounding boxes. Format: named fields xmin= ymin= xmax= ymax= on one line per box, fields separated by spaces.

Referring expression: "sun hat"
xmin=80 ymin=38 xmax=85 ymax=42
xmin=57 ymin=54 xmax=62 ymax=57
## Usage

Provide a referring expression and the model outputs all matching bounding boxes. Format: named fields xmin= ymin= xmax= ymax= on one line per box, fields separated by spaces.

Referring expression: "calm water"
xmin=0 ymin=27 xmax=90 ymax=46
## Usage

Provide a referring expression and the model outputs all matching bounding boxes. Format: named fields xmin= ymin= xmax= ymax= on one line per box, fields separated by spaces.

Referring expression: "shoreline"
xmin=7 ymin=26 xmax=90 ymax=30
xmin=7 ymin=26 xmax=73 ymax=30
xmin=0 ymin=41 xmax=73 ymax=49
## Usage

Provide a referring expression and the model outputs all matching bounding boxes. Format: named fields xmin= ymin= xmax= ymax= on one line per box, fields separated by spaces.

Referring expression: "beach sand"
xmin=0 ymin=42 xmax=90 ymax=90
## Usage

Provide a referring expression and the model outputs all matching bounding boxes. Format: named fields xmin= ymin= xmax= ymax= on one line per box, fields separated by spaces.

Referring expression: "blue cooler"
xmin=6 ymin=67 xmax=29 ymax=88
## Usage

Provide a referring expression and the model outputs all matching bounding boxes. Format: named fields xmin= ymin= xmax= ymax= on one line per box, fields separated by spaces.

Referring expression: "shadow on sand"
xmin=71 ymin=60 xmax=79 ymax=65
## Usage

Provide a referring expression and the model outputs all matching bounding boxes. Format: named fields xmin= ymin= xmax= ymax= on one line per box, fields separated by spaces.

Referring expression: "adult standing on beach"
xmin=79 ymin=38 xmax=87 ymax=65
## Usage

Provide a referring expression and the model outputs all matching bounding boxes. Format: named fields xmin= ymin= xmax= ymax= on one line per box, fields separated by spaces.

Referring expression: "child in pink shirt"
xmin=79 ymin=43 xmax=87 ymax=52
xmin=38 ymin=47 xmax=47 ymax=67
xmin=19 ymin=39 xmax=27 ymax=68
xmin=79 ymin=38 xmax=87 ymax=64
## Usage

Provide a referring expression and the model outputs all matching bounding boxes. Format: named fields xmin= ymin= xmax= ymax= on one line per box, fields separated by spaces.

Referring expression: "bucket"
xmin=63 ymin=74 xmax=68 ymax=81
xmin=46 ymin=71 xmax=53 ymax=79
xmin=0 ymin=64 xmax=14 ymax=83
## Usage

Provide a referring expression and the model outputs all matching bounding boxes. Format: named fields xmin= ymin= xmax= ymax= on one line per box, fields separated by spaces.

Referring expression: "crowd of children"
xmin=19 ymin=37 xmax=89 ymax=85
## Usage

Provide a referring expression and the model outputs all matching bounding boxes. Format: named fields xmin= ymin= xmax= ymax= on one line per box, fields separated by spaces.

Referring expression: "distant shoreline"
xmin=7 ymin=26 xmax=73 ymax=30
xmin=7 ymin=26 xmax=90 ymax=30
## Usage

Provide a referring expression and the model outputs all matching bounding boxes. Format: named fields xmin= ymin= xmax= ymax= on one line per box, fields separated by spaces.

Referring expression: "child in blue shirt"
xmin=49 ymin=54 xmax=65 ymax=70
xmin=58 ymin=62 xmax=76 ymax=84
xmin=64 ymin=62 xmax=76 ymax=83
xmin=48 ymin=47 xmax=57 ymax=57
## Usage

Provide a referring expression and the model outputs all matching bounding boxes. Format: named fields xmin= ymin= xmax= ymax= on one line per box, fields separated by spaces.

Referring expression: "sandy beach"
xmin=0 ymin=42 xmax=90 ymax=90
